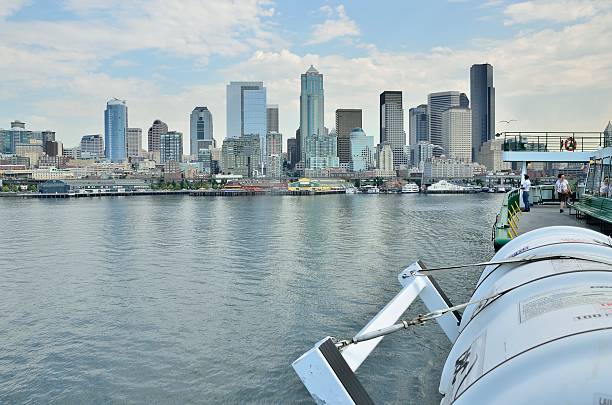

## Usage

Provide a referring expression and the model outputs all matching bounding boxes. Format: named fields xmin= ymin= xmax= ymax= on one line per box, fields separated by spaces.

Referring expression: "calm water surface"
xmin=0 ymin=194 xmax=503 ymax=404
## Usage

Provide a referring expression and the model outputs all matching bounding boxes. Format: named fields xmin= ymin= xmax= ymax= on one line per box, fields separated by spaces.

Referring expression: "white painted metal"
xmin=292 ymin=338 xmax=356 ymax=405
xmin=503 ymin=151 xmax=591 ymax=162
xmin=438 ymin=226 xmax=612 ymax=404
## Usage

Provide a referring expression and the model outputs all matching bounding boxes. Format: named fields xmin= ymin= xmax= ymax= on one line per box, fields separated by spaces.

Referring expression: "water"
xmin=0 ymin=193 xmax=503 ymax=404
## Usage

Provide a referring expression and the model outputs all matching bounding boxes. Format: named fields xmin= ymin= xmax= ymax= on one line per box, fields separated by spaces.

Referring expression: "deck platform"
xmin=517 ymin=203 xmax=599 ymax=235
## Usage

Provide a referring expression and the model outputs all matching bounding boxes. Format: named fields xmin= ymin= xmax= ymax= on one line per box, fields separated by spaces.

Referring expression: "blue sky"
xmin=1 ymin=0 xmax=611 ymax=149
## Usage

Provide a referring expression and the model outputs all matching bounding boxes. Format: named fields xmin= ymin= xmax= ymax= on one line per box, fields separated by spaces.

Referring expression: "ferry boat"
xmin=401 ymin=182 xmax=419 ymax=193
xmin=345 ymin=187 xmax=357 ymax=195
xmin=426 ymin=180 xmax=477 ymax=194
xmin=361 ymin=185 xmax=379 ymax=194
xmin=293 ymin=133 xmax=612 ymax=404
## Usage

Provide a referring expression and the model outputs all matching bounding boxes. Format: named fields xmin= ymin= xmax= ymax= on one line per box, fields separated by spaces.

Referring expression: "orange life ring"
xmin=564 ymin=137 xmax=577 ymax=151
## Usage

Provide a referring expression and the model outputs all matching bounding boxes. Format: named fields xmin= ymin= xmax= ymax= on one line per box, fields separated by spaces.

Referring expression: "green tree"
xmin=2 ymin=185 xmax=9 ymax=192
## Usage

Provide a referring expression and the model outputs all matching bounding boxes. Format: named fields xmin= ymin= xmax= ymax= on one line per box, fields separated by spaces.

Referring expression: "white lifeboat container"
xmin=439 ymin=226 xmax=612 ymax=404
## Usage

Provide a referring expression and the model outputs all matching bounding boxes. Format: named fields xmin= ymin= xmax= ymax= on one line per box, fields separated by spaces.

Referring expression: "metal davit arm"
xmin=292 ymin=261 xmax=461 ymax=404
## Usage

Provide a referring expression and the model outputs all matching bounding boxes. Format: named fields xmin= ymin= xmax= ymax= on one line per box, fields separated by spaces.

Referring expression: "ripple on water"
xmin=0 ymin=194 xmax=503 ymax=404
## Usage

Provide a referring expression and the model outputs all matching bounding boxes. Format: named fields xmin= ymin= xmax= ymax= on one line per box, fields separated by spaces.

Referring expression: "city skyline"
xmin=1 ymin=1 xmax=611 ymax=150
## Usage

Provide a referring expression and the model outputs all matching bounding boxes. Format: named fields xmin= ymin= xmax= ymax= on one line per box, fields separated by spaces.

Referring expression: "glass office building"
xmin=190 ymin=106 xmax=214 ymax=156
xmin=104 ymin=98 xmax=128 ymax=162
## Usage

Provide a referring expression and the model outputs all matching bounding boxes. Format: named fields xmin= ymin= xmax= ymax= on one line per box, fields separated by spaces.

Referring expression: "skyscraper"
xmin=104 ymin=98 xmax=127 ymax=162
xmin=226 ymin=81 xmax=267 ymax=171
xmin=427 ymin=91 xmax=465 ymax=150
xmin=287 ymin=138 xmax=298 ymax=169
xmin=266 ymin=104 xmax=279 ymax=134
xmin=442 ymin=107 xmax=472 ymax=162
xmin=604 ymin=121 xmax=612 ymax=148
xmin=349 ymin=127 xmax=374 ymax=171
xmin=408 ymin=104 xmax=429 ymax=164
xmin=126 ymin=128 xmax=142 ymax=159
xmin=470 ymin=63 xmax=495 ymax=162
xmin=221 ymin=134 xmax=261 ymax=177
xmin=335 ymin=109 xmax=362 ymax=165
xmin=299 ymin=65 xmax=324 ymax=164
xmin=160 ymin=131 xmax=183 ymax=164
xmin=190 ymin=106 xmax=214 ymax=156
xmin=266 ymin=131 xmax=282 ymax=178
xmin=148 ymin=119 xmax=168 ymax=152
xmin=380 ymin=91 xmax=407 ymax=169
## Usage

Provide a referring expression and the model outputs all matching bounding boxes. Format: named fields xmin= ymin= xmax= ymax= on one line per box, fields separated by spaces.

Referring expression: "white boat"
xmin=426 ymin=180 xmax=475 ymax=194
xmin=345 ymin=187 xmax=357 ymax=194
xmin=292 ymin=226 xmax=612 ymax=404
xmin=497 ymin=186 xmax=507 ymax=193
xmin=361 ymin=185 xmax=379 ymax=194
xmin=401 ymin=183 xmax=419 ymax=193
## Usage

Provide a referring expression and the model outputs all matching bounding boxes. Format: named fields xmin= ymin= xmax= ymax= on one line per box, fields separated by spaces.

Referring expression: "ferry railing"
xmin=493 ymin=188 xmax=522 ymax=250
xmin=502 ymin=132 xmax=605 ymax=153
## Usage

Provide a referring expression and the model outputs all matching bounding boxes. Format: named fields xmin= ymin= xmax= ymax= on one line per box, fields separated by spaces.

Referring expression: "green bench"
xmin=570 ymin=195 xmax=612 ymax=229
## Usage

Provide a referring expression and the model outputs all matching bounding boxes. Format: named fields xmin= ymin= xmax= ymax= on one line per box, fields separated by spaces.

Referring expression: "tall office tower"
xmin=380 ymin=91 xmax=407 ymax=169
xmin=80 ymin=134 xmax=104 ymax=159
xmin=41 ymin=130 xmax=55 ymax=144
xmin=190 ymin=106 xmax=214 ymax=155
xmin=126 ymin=128 xmax=142 ymax=158
xmin=287 ymin=138 xmax=298 ymax=169
xmin=460 ymin=93 xmax=469 ymax=108
xmin=148 ymin=119 xmax=168 ymax=152
xmin=427 ymin=91 xmax=464 ymax=151
xmin=335 ymin=109 xmax=362 ymax=165
xmin=442 ymin=107 xmax=472 ymax=162
xmin=408 ymin=104 xmax=429 ymax=164
xmin=377 ymin=143 xmax=394 ymax=172
xmin=470 ymin=63 xmax=495 ymax=162
xmin=104 ymin=98 xmax=127 ymax=162
xmin=299 ymin=65 xmax=325 ymax=164
xmin=226 ymin=81 xmax=267 ymax=171
xmin=605 ymin=121 xmax=612 ymax=148
xmin=160 ymin=131 xmax=183 ymax=164
xmin=266 ymin=104 xmax=279 ymax=134
xmin=266 ymin=131 xmax=282 ymax=178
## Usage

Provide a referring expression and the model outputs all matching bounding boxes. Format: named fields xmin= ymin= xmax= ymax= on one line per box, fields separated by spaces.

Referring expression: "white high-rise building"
xmin=377 ymin=143 xmax=394 ymax=172
xmin=442 ymin=107 xmax=472 ymax=162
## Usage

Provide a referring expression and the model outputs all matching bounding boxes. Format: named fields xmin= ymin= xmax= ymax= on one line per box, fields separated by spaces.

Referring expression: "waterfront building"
xmin=349 ymin=128 xmax=374 ymax=172
xmin=32 ymin=167 xmax=76 ymax=180
xmin=190 ymin=106 xmax=214 ymax=156
xmin=304 ymin=132 xmax=339 ymax=170
xmin=299 ymin=66 xmax=325 ymax=164
xmin=470 ymin=63 xmax=495 ymax=162
xmin=377 ymin=142 xmax=394 ymax=172
xmin=442 ymin=107 xmax=472 ymax=162
xmin=478 ymin=138 xmax=511 ymax=172
xmin=336 ymin=109 xmax=362 ymax=165
xmin=197 ymin=148 xmax=212 ymax=174
xmin=266 ymin=104 xmax=279 ymax=134
xmin=38 ymin=155 xmax=70 ymax=169
xmin=126 ymin=128 xmax=142 ymax=159
xmin=380 ymin=91 xmax=408 ymax=169
xmin=428 ymin=91 xmax=466 ymax=150
xmin=148 ymin=119 xmax=168 ymax=153
xmin=15 ymin=141 xmax=43 ymax=167
xmin=604 ymin=121 xmax=612 ymax=148
xmin=80 ymin=135 xmax=104 ymax=159
xmin=104 ymin=98 xmax=128 ymax=162
xmin=226 ymin=81 xmax=267 ymax=171
xmin=424 ymin=157 xmax=477 ymax=179
xmin=160 ymin=131 xmax=183 ymax=164
xmin=220 ymin=134 xmax=261 ymax=177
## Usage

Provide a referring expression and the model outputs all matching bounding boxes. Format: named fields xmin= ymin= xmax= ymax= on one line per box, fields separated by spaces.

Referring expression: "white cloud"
xmin=0 ymin=0 xmax=27 ymax=18
xmin=306 ymin=4 xmax=360 ymax=45
xmin=503 ymin=0 xmax=611 ymax=25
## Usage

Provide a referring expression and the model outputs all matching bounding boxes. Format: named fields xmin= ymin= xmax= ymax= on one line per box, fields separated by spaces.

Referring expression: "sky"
xmin=1 ymin=0 xmax=612 ymax=150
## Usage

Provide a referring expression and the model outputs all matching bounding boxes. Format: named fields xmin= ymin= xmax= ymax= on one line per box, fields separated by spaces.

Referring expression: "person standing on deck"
xmin=556 ymin=173 xmax=571 ymax=213
xmin=521 ymin=174 xmax=531 ymax=212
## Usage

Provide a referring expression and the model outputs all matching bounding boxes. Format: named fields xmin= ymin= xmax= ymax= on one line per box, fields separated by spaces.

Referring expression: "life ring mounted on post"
xmin=564 ymin=136 xmax=577 ymax=152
